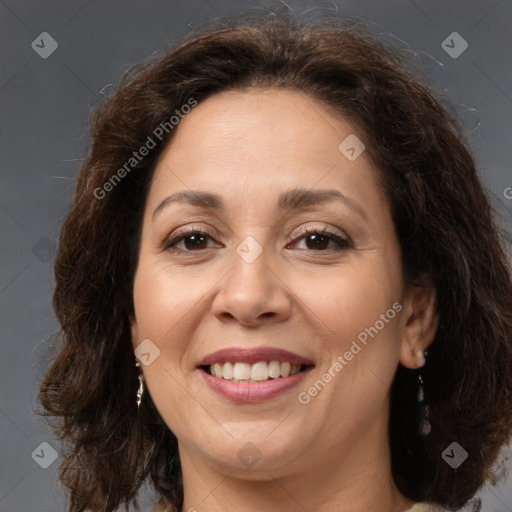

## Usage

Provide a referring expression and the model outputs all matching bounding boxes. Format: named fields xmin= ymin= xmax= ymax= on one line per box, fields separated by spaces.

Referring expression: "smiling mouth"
xmin=201 ymin=361 xmax=313 ymax=382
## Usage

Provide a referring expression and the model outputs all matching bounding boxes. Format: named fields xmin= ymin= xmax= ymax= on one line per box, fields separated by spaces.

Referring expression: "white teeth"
xmin=290 ymin=364 xmax=301 ymax=375
xmin=222 ymin=361 xmax=234 ymax=380
xmin=280 ymin=361 xmax=291 ymax=378
xmin=207 ymin=360 xmax=305 ymax=381
xmin=268 ymin=360 xmax=281 ymax=378
xmin=233 ymin=362 xmax=251 ymax=380
xmin=212 ymin=363 xmax=222 ymax=378
xmin=251 ymin=362 xmax=269 ymax=381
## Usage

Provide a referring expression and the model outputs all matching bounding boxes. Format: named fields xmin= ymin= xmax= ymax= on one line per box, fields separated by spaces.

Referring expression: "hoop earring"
xmin=417 ymin=350 xmax=431 ymax=436
xmin=135 ymin=361 xmax=144 ymax=409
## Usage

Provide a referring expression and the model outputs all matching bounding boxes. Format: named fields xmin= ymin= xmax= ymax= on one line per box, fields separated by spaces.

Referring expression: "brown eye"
xmin=289 ymin=227 xmax=351 ymax=252
xmin=180 ymin=233 xmax=209 ymax=250
xmin=304 ymin=232 xmax=332 ymax=250
xmin=164 ymin=230 xmax=219 ymax=252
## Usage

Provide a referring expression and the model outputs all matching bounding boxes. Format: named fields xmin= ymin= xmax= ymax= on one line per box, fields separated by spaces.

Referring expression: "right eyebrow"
xmin=152 ymin=190 xmax=223 ymax=221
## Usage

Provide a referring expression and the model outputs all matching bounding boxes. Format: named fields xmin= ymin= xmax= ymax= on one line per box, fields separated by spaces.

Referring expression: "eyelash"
xmin=294 ymin=226 xmax=351 ymax=251
xmin=162 ymin=227 xmax=217 ymax=252
xmin=162 ymin=225 xmax=351 ymax=253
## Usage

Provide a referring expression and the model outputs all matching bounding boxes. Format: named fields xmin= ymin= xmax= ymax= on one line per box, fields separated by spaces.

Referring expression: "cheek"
xmin=131 ymin=264 xmax=203 ymax=433
xmin=132 ymin=262 xmax=206 ymax=342
xmin=298 ymin=261 xmax=401 ymax=346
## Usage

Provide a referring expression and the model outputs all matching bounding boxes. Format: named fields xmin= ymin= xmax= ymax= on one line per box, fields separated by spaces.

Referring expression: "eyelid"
xmin=168 ymin=224 xmax=218 ymax=240
xmin=288 ymin=222 xmax=349 ymax=242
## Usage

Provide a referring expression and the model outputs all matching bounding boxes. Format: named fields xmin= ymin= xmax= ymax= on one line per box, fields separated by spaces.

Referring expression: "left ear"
xmin=399 ymin=283 xmax=439 ymax=369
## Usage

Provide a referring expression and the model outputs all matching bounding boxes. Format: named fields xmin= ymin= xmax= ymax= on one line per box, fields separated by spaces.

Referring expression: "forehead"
xmin=147 ymin=88 xmax=383 ymax=217
xmin=159 ymin=88 xmax=358 ymax=171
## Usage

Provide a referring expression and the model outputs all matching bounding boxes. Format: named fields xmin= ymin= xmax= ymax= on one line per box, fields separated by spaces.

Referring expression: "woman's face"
xmin=131 ymin=88 xmax=428 ymax=479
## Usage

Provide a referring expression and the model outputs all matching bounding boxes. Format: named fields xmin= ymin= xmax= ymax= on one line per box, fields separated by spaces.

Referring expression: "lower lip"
xmin=199 ymin=367 xmax=313 ymax=403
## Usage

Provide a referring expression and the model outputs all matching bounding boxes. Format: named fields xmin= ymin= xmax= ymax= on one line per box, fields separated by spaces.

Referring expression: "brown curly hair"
xmin=36 ymin=8 xmax=512 ymax=512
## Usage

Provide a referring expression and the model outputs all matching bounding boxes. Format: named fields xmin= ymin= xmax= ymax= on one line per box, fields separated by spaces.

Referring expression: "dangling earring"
xmin=417 ymin=350 xmax=431 ymax=436
xmin=135 ymin=361 xmax=144 ymax=409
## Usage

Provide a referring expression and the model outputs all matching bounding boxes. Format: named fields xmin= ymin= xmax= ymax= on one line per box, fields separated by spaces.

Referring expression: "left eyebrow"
xmin=152 ymin=187 xmax=369 ymax=223
xmin=277 ymin=188 xmax=368 ymax=222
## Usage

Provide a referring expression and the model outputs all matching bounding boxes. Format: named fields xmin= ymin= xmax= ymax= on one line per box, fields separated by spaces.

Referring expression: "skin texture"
xmin=130 ymin=89 xmax=439 ymax=512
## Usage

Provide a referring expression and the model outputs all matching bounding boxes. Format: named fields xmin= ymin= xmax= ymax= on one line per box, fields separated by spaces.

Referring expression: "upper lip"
xmin=197 ymin=346 xmax=315 ymax=367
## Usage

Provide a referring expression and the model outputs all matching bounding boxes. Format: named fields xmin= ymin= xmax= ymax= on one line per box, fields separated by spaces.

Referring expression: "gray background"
xmin=1 ymin=0 xmax=511 ymax=511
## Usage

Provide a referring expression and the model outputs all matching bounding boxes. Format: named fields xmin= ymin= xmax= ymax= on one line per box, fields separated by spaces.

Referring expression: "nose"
xmin=211 ymin=244 xmax=292 ymax=327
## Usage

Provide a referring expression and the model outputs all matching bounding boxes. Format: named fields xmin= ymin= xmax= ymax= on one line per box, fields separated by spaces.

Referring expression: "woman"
xmin=37 ymin=9 xmax=512 ymax=512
